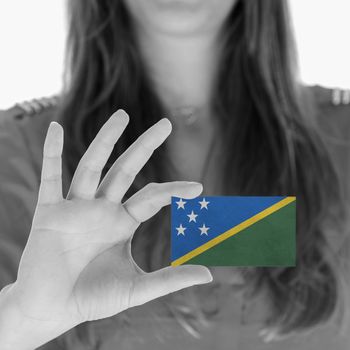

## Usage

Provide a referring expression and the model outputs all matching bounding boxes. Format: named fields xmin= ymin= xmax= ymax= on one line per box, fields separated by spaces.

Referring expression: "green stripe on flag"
xmin=183 ymin=201 xmax=296 ymax=266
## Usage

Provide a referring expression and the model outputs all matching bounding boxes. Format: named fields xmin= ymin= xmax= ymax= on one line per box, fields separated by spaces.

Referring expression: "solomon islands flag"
xmin=171 ymin=196 xmax=296 ymax=266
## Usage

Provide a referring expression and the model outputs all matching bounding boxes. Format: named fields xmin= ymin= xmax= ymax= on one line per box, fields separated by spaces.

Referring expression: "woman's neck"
xmin=135 ymin=28 xmax=220 ymax=117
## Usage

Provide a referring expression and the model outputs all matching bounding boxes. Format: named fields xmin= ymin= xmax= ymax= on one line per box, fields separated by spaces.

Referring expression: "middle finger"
xmin=67 ymin=110 xmax=129 ymax=200
xmin=96 ymin=118 xmax=172 ymax=203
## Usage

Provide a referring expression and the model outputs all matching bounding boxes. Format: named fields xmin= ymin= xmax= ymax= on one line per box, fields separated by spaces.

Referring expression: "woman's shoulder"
xmin=308 ymin=84 xmax=350 ymax=108
xmin=0 ymin=95 xmax=60 ymax=161
xmin=0 ymin=96 xmax=61 ymax=187
xmin=305 ymin=84 xmax=350 ymax=139
xmin=0 ymin=95 xmax=59 ymax=134
xmin=305 ymin=84 xmax=350 ymax=194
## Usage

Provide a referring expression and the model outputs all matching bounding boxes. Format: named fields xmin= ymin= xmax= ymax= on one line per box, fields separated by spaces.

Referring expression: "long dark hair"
xmin=57 ymin=0 xmax=348 ymax=346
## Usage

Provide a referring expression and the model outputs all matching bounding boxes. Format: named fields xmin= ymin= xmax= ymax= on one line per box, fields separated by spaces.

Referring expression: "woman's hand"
xmin=0 ymin=110 xmax=212 ymax=349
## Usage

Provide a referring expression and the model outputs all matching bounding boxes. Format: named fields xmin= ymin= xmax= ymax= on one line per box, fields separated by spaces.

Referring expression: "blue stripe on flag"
xmin=171 ymin=196 xmax=287 ymax=261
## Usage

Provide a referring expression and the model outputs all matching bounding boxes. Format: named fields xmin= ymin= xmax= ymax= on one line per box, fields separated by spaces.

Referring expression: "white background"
xmin=0 ymin=0 xmax=349 ymax=109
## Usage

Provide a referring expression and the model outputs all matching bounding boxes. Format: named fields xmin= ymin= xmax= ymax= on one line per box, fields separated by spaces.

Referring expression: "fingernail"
xmin=48 ymin=121 xmax=63 ymax=137
xmin=204 ymin=273 xmax=213 ymax=283
xmin=183 ymin=265 xmax=213 ymax=285
xmin=187 ymin=182 xmax=202 ymax=189
xmin=113 ymin=110 xmax=129 ymax=123
xmin=158 ymin=118 xmax=172 ymax=132
xmin=200 ymin=267 xmax=213 ymax=283
xmin=49 ymin=121 xmax=61 ymax=129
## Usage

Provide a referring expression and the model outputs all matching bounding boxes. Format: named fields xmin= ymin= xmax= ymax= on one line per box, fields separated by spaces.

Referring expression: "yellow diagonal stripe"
xmin=171 ymin=196 xmax=296 ymax=266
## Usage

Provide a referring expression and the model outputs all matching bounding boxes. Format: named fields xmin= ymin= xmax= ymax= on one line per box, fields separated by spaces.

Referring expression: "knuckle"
xmin=116 ymin=165 xmax=136 ymax=181
xmin=95 ymin=134 xmax=114 ymax=149
xmin=147 ymin=200 xmax=160 ymax=213
xmin=43 ymin=154 xmax=60 ymax=161
xmin=79 ymin=163 xmax=101 ymax=174
xmin=137 ymin=135 xmax=155 ymax=153
xmin=127 ymin=279 xmax=136 ymax=309
xmin=143 ymin=182 xmax=159 ymax=192
xmin=42 ymin=174 xmax=61 ymax=182
xmin=161 ymin=268 xmax=172 ymax=282
xmin=141 ymin=142 xmax=154 ymax=154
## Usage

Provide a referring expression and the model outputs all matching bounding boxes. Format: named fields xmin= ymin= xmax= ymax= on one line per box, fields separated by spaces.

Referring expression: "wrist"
xmin=0 ymin=282 xmax=72 ymax=349
xmin=0 ymin=283 xmax=35 ymax=349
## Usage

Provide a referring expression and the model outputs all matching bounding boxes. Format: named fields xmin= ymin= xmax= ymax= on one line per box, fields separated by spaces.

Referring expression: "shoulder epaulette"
xmin=330 ymin=88 xmax=350 ymax=106
xmin=12 ymin=95 xmax=59 ymax=119
xmin=311 ymin=85 xmax=350 ymax=107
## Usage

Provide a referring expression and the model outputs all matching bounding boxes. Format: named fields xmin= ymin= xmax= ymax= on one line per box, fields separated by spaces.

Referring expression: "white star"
xmin=187 ymin=210 xmax=198 ymax=223
xmin=176 ymin=224 xmax=186 ymax=236
xmin=199 ymin=198 xmax=210 ymax=210
xmin=176 ymin=198 xmax=186 ymax=209
xmin=199 ymin=224 xmax=210 ymax=236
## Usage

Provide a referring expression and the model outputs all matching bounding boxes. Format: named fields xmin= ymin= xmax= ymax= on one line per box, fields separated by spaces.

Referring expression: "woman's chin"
xmin=124 ymin=0 xmax=237 ymax=37
xmin=144 ymin=7 xmax=212 ymax=36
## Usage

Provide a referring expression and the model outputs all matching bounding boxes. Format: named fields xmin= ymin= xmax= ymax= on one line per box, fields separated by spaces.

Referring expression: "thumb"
xmin=130 ymin=265 xmax=213 ymax=307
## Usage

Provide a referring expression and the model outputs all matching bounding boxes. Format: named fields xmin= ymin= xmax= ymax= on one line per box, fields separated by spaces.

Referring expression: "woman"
xmin=0 ymin=0 xmax=349 ymax=349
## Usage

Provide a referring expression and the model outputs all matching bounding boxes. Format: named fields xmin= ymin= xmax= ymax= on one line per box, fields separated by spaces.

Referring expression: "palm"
xmin=20 ymin=197 xmax=138 ymax=321
xmin=71 ymin=240 xmax=139 ymax=321
xmin=54 ymin=198 xmax=141 ymax=321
